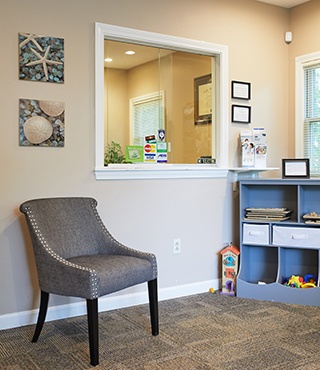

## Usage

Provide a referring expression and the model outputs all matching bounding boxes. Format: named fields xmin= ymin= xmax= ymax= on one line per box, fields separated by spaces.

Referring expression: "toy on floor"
xmin=283 ymin=274 xmax=317 ymax=288
xmin=220 ymin=243 xmax=240 ymax=296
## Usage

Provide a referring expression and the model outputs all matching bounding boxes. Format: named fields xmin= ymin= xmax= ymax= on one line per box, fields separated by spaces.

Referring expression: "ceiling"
xmin=254 ymin=0 xmax=310 ymax=8
xmin=104 ymin=40 xmax=174 ymax=69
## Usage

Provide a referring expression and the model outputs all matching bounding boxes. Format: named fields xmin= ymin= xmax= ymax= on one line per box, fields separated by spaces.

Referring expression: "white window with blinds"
xmin=129 ymin=91 xmax=165 ymax=146
xmin=296 ymin=52 xmax=320 ymax=177
xmin=304 ymin=64 xmax=320 ymax=176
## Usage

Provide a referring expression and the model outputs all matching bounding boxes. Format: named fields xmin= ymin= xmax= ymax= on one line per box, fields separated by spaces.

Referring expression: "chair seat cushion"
xmin=67 ymin=254 xmax=153 ymax=296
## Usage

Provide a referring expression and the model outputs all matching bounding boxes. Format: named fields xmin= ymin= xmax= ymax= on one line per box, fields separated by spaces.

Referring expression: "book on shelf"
xmin=244 ymin=207 xmax=292 ymax=221
xmin=303 ymin=212 xmax=320 ymax=225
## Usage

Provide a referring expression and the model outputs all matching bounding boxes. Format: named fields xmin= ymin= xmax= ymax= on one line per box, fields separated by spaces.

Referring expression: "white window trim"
xmin=95 ymin=23 xmax=229 ymax=180
xmin=295 ymin=51 xmax=320 ymax=157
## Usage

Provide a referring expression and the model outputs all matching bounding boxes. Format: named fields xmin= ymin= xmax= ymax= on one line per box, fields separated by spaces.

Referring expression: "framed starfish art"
xmin=19 ymin=33 xmax=64 ymax=83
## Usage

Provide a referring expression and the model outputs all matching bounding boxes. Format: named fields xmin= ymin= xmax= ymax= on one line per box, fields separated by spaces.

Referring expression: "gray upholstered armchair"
xmin=20 ymin=197 xmax=158 ymax=366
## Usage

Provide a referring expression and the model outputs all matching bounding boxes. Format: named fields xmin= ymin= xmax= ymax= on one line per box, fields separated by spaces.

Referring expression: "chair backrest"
xmin=20 ymin=197 xmax=108 ymax=259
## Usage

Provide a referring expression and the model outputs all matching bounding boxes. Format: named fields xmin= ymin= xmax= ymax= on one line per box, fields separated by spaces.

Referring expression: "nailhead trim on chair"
xmin=90 ymin=200 xmax=158 ymax=279
xmin=24 ymin=206 xmax=99 ymax=299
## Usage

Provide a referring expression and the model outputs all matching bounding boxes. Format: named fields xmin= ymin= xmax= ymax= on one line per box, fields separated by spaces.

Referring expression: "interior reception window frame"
xmin=95 ymin=23 xmax=229 ymax=180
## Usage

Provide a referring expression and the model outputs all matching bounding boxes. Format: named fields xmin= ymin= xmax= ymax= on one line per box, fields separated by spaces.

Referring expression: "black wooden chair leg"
xmin=148 ymin=279 xmax=159 ymax=336
xmin=32 ymin=290 xmax=49 ymax=342
xmin=87 ymin=298 xmax=99 ymax=366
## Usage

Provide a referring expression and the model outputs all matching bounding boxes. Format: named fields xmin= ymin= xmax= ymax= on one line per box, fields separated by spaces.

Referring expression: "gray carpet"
xmin=1 ymin=292 xmax=320 ymax=369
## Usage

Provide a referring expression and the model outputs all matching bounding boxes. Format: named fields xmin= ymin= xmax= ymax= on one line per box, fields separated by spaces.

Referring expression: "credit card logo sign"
xmin=144 ymin=144 xmax=156 ymax=153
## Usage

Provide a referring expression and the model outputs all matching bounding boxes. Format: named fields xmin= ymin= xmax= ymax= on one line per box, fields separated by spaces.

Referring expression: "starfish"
xmin=19 ymin=32 xmax=44 ymax=51
xmin=26 ymin=45 xmax=63 ymax=81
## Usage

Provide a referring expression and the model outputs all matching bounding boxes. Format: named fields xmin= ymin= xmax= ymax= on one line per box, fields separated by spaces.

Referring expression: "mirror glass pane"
xmin=104 ymin=40 xmax=215 ymax=164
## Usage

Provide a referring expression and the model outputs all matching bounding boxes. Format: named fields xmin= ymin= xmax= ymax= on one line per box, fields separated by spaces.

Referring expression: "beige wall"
xmin=172 ymin=52 xmax=212 ymax=163
xmin=1 ymin=0 xmax=318 ymax=321
xmin=105 ymin=68 xmax=128 ymax=149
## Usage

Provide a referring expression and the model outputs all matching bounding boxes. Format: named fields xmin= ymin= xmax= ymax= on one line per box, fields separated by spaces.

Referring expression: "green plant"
xmin=104 ymin=141 xmax=126 ymax=165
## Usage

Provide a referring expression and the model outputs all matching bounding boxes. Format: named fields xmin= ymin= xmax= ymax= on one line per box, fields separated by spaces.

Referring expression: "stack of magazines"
xmin=244 ymin=207 xmax=292 ymax=221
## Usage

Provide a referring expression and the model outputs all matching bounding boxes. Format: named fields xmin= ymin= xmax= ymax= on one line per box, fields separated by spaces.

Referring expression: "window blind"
xmin=131 ymin=94 xmax=164 ymax=146
xmin=304 ymin=63 xmax=320 ymax=175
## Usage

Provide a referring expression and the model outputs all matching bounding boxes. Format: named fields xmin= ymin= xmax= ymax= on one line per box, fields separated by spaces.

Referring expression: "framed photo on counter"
xmin=282 ymin=158 xmax=310 ymax=178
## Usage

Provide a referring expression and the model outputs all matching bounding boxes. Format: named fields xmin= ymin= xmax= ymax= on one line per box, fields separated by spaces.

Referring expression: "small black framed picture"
xmin=232 ymin=104 xmax=251 ymax=123
xmin=282 ymin=158 xmax=310 ymax=179
xmin=231 ymin=81 xmax=251 ymax=100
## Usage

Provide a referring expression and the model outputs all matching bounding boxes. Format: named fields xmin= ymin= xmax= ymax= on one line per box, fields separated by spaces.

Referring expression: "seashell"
xmin=39 ymin=100 xmax=65 ymax=116
xmin=24 ymin=116 xmax=53 ymax=144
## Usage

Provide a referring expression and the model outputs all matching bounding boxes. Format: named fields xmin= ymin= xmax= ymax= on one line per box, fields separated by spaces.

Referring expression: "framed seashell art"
xmin=19 ymin=99 xmax=65 ymax=147
xmin=19 ymin=33 xmax=64 ymax=83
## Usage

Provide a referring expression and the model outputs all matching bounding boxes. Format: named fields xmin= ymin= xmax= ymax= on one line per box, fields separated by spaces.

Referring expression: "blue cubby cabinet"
xmin=237 ymin=179 xmax=320 ymax=306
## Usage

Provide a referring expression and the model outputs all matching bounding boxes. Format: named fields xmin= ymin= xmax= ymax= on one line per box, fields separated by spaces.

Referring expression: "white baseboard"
xmin=0 ymin=279 xmax=219 ymax=330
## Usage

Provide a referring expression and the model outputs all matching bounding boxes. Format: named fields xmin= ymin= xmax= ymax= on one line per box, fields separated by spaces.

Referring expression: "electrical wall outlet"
xmin=173 ymin=238 xmax=181 ymax=254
